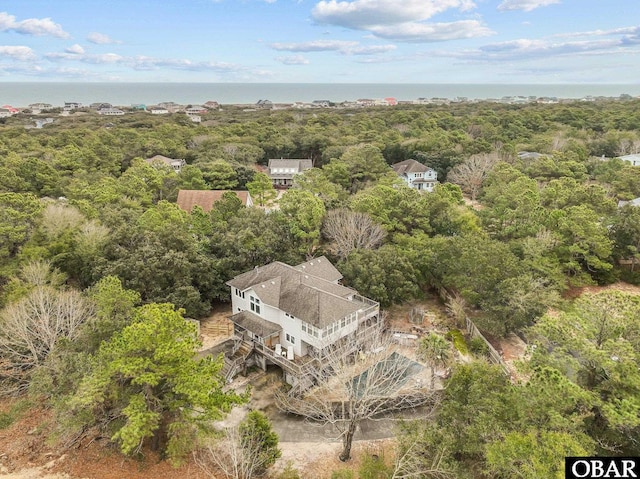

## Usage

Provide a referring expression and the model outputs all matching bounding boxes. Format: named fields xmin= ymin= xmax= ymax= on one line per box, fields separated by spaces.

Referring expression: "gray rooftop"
xmin=392 ymin=159 xmax=435 ymax=175
xmin=231 ymin=310 xmax=282 ymax=337
xmin=227 ymin=258 xmax=371 ymax=328
xmin=267 ymin=159 xmax=313 ymax=178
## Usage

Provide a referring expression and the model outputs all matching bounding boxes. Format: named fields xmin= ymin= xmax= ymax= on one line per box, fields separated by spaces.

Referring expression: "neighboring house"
xmin=392 ymin=159 xmax=438 ymax=192
xmin=225 ymin=257 xmax=380 ymax=387
xmin=97 ymin=107 xmax=125 ymax=116
xmin=204 ymin=101 xmax=219 ymax=109
xmin=256 ymin=99 xmax=273 ymax=109
xmin=89 ymin=102 xmax=112 ymax=110
xmin=517 ymin=151 xmax=548 ymax=161
xmin=149 ymin=107 xmax=169 ymax=115
xmin=618 ymin=197 xmax=640 ymax=208
xmin=619 ymin=154 xmax=640 ymax=167
xmin=176 ymin=189 xmax=253 ymax=212
xmin=131 ymin=104 xmax=147 ymax=111
xmin=267 ymin=158 xmax=313 ymax=187
xmin=145 ymin=154 xmax=186 ymax=173
xmin=186 ymin=106 xmax=207 ymax=115
xmin=28 ymin=103 xmax=53 ymax=111
xmin=1 ymin=105 xmax=19 ymax=115
xmin=63 ymin=102 xmax=82 ymax=111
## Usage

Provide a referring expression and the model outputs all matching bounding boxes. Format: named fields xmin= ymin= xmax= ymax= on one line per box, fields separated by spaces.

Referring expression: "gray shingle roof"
xmin=231 ymin=310 xmax=282 ymax=337
xmin=392 ymin=159 xmax=435 ymax=175
xmin=267 ymin=159 xmax=313 ymax=179
xmin=227 ymin=258 xmax=368 ymax=329
xmin=293 ymin=256 xmax=343 ymax=282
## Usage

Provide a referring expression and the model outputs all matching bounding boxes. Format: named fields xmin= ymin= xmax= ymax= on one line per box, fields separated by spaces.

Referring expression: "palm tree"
xmin=418 ymin=333 xmax=451 ymax=389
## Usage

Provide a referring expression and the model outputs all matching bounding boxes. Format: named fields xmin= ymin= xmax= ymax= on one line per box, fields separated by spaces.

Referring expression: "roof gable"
xmin=392 ymin=159 xmax=435 ymax=175
xmin=268 ymin=158 xmax=313 ymax=171
xmin=294 ymin=256 xmax=342 ymax=282
xmin=227 ymin=258 xmax=366 ymax=328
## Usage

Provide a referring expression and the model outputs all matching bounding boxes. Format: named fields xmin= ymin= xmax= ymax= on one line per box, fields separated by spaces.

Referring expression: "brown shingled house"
xmin=176 ymin=190 xmax=253 ymax=213
xmin=225 ymin=257 xmax=380 ymax=387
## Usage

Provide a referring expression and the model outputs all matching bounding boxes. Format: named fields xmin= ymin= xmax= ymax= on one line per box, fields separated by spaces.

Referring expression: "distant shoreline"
xmin=1 ymin=82 xmax=639 ymax=109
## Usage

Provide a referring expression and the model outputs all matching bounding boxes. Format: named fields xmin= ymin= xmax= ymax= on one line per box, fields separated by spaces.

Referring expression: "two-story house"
xmin=267 ymin=158 xmax=313 ymax=188
xmin=392 ymin=159 xmax=438 ymax=192
xmin=225 ymin=257 xmax=380 ymax=387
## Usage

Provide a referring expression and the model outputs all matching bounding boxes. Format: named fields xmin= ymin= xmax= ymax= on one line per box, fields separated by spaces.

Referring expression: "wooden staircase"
xmin=222 ymin=341 xmax=254 ymax=382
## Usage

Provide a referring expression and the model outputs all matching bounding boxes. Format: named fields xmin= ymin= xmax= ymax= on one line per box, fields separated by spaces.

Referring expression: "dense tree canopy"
xmin=1 ymin=98 xmax=640 ymax=467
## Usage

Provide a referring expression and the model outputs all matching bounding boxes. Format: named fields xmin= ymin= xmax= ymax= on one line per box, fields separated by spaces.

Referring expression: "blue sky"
xmin=0 ymin=0 xmax=639 ymax=83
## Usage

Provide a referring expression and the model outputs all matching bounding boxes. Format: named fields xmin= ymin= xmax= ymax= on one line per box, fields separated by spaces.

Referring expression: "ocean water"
xmin=1 ymin=82 xmax=639 ymax=107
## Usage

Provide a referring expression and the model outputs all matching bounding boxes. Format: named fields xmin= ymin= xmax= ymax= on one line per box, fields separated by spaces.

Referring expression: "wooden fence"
xmin=465 ymin=317 xmax=511 ymax=376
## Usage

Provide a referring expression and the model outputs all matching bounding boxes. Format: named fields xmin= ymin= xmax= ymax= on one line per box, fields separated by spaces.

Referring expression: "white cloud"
xmin=275 ymin=55 xmax=310 ymax=65
xmin=65 ymin=44 xmax=85 ymax=54
xmin=497 ymin=0 xmax=561 ymax=12
xmin=271 ymin=39 xmax=358 ymax=52
xmin=312 ymin=0 xmax=475 ymax=29
xmin=86 ymin=32 xmax=121 ymax=45
xmin=46 ymin=51 xmax=124 ymax=64
xmin=436 ymin=28 xmax=640 ymax=63
xmin=310 ymin=0 xmax=491 ymax=43
xmin=0 ymin=45 xmax=36 ymax=61
xmin=270 ymin=39 xmax=395 ymax=55
xmin=371 ymin=20 xmax=493 ymax=42
xmin=45 ymin=48 xmax=249 ymax=75
xmin=0 ymin=12 xmax=70 ymax=38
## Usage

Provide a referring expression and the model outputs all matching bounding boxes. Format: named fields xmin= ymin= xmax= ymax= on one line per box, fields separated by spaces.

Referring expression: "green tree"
xmin=339 ymin=245 xmax=421 ymax=307
xmin=485 ymin=430 xmax=590 ymax=479
xmin=418 ymin=333 xmax=451 ymax=388
xmin=324 ymin=144 xmax=390 ymax=193
xmin=529 ymin=291 xmax=640 ymax=453
xmin=198 ymin=160 xmax=239 ymax=190
xmin=70 ymin=303 xmax=246 ymax=460
xmin=239 ymin=411 xmax=281 ymax=475
xmin=246 ymin=172 xmax=277 ymax=207
xmin=292 ymin=167 xmax=347 ymax=209
xmin=278 ymin=189 xmax=326 ymax=254
xmin=83 ymin=276 xmax=141 ymax=351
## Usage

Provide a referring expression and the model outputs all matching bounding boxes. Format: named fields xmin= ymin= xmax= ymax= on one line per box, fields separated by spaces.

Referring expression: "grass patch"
xmin=0 ymin=398 xmax=32 ymax=429
xmin=446 ymin=329 xmax=469 ymax=356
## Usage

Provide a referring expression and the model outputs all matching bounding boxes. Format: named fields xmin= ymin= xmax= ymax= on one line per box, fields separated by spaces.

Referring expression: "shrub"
xmin=469 ymin=336 xmax=489 ymax=357
xmin=445 ymin=329 xmax=469 ymax=355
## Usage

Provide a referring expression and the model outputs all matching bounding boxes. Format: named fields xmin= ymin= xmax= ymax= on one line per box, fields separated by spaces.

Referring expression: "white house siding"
xmin=278 ymin=312 xmax=305 ymax=357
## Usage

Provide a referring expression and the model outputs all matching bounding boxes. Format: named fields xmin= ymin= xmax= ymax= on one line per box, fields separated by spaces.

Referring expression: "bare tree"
xmin=275 ymin=324 xmax=437 ymax=462
xmin=322 ymin=209 xmax=387 ymax=259
xmin=0 ymin=286 xmax=95 ymax=394
xmin=447 ymin=153 xmax=500 ymax=201
xmin=196 ymin=411 xmax=281 ymax=479
xmin=391 ymin=437 xmax=455 ymax=479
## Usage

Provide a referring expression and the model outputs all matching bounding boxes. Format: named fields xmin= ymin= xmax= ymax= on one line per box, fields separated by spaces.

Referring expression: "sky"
xmin=0 ymin=0 xmax=639 ymax=83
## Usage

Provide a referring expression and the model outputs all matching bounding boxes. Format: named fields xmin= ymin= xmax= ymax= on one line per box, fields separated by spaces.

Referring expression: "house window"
xmin=415 ymin=172 xmax=422 ymax=178
xmin=341 ymin=318 xmax=346 ymax=328
xmin=250 ymin=296 xmax=261 ymax=315
xmin=286 ymin=333 xmax=295 ymax=344
xmin=302 ymin=323 xmax=307 ymax=333
xmin=235 ymin=288 xmax=245 ymax=298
